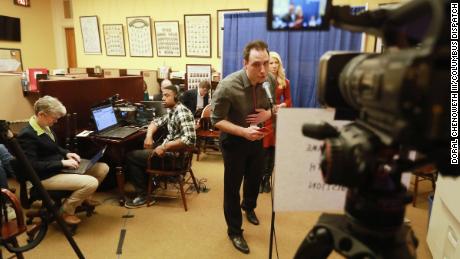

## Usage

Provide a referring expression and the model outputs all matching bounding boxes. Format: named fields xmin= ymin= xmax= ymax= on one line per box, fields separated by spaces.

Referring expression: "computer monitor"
xmin=91 ymin=104 xmax=118 ymax=131
xmin=267 ymin=0 xmax=331 ymax=31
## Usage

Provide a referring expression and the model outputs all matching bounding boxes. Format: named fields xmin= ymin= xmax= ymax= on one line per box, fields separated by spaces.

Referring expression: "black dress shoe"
xmin=246 ymin=210 xmax=260 ymax=225
xmin=229 ymin=235 xmax=250 ymax=254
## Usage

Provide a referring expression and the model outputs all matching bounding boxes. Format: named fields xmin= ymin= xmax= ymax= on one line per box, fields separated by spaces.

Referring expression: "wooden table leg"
xmin=115 ymin=166 xmax=125 ymax=206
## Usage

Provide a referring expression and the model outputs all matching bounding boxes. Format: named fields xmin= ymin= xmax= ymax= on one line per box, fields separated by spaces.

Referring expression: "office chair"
xmin=145 ymin=146 xmax=200 ymax=211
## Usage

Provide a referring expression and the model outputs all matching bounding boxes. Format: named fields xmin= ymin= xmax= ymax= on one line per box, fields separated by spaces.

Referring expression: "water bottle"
xmin=21 ymin=72 xmax=29 ymax=91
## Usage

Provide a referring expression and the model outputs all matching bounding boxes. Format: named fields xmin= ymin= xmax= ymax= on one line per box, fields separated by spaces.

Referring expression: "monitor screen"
xmin=267 ymin=0 xmax=331 ymax=31
xmin=91 ymin=105 xmax=118 ymax=131
xmin=0 ymin=15 xmax=21 ymax=41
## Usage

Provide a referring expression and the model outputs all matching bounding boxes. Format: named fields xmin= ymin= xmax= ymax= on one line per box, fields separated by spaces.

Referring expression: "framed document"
xmin=0 ymin=48 xmax=23 ymax=72
xmin=184 ymin=14 xmax=211 ymax=58
xmin=186 ymin=64 xmax=212 ymax=90
xmin=154 ymin=21 xmax=181 ymax=57
xmin=217 ymin=9 xmax=249 ymax=58
xmin=13 ymin=0 xmax=30 ymax=7
xmin=126 ymin=16 xmax=153 ymax=57
xmin=79 ymin=16 xmax=102 ymax=54
xmin=103 ymin=24 xmax=126 ymax=56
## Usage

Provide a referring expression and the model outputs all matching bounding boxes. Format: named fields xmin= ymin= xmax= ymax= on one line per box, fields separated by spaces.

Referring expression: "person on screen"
xmin=291 ymin=5 xmax=305 ymax=28
xmin=281 ymin=4 xmax=296 ymax=25
xmin=18 ymin=96 xmax=109 ymax=225
xmin=260 ymin=51 xmax=292 ymax=193
xmin=211 ymin=40 xmax=275 ymax=254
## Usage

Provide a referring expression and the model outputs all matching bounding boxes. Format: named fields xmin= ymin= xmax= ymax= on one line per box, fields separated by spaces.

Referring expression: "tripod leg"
xmin=11 ymin=238 xmax=24 ymax=259
xmin=294 ymin=227 xmax=333 ymax=259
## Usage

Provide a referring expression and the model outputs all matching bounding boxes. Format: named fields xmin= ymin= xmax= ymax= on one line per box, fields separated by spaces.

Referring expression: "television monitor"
xmin=267 ymin=0 xmax=331 ymax=31
xmin=0 ymin=15 xmax=21 ymax=41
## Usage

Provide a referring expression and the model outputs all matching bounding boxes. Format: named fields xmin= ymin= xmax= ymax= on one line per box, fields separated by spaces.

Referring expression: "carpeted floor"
xmin=3 ymin=152 xmax=434 ymax=259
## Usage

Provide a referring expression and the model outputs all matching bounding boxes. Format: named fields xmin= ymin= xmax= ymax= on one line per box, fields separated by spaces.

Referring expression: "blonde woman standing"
xmin=261 ymin=51 xmax=292 ymax=193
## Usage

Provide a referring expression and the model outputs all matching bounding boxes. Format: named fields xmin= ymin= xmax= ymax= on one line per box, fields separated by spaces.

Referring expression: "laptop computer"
xmin=62 ymin=146 xmax=107 ymax=174
xmin=91 ymin=104 xmax=139 ymax=139
xmin=140 ymin=101 xmax=167 ymax=117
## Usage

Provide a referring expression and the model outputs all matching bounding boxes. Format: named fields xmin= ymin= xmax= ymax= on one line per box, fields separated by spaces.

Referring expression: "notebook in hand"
xmin=91 ymin=104 xmax=139 ymax=139
xmin=62 ymin=146 xmax=107 ymax=174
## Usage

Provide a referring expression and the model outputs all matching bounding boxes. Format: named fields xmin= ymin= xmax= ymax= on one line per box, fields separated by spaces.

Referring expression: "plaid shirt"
xmin=153 ymin=103 xmax=196 ymax=146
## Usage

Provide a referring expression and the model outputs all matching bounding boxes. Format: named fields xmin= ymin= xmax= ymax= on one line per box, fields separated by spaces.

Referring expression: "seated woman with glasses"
xmin=17 ymin=95 xmax=109 ymax=225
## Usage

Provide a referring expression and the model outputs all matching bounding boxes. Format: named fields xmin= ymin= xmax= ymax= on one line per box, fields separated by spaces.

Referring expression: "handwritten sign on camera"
xmin=274 ymin=108 xmax=347 ymax=212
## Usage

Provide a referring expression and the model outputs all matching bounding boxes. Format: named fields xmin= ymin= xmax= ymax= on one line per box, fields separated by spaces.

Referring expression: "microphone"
xmin=262 ymin=82 xmax=274 ymax=105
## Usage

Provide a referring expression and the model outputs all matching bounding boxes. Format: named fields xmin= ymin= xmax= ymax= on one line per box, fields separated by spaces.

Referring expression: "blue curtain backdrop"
xmin=222 ymin=10 xmax=364 ymax=108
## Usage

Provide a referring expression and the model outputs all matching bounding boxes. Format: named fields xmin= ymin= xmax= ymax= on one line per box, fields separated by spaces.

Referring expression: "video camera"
xmin=269 ymin=0 xmax=457 ymax=182
xmin=268 ymin=0 xmax=457 ymax=258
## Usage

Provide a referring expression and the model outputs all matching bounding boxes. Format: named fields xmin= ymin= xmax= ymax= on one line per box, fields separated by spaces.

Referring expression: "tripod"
xmin=294 ymin=161 xmax=419 ymax=259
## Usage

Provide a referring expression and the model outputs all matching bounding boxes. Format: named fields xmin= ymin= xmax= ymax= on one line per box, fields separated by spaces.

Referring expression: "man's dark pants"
xmin=126 ymin=149 xmax=182 ymax=193
xmin=221 ymin=135 xmax=264 ymax=236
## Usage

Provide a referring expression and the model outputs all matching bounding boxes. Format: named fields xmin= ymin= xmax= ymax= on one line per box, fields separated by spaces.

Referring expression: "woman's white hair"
xmin=34 ymin=95 xmax=67 ymax=117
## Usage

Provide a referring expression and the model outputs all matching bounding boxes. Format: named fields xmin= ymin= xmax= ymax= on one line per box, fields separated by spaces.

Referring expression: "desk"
xmin=86 ymin=130 xmax=146 ymax=204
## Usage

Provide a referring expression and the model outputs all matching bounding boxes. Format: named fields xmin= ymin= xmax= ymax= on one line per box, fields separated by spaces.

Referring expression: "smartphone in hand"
xmin=257 ymin=127 xmax=270 ymax=133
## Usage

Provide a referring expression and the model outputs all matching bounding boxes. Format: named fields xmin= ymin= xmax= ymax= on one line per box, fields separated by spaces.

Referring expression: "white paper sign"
xmin=274 ymin=108 xmax=347 ymax=212
xmin=273 ymin=108 xmax=411 ymax=212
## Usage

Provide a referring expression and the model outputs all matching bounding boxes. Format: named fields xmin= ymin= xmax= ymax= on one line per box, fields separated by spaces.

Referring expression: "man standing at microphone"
xmin=211 ymin=40 xmax=275 ymax=254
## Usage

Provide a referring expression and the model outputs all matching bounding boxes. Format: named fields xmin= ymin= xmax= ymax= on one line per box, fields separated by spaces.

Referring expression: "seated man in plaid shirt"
xmin=124 ymin=85 xmax=196 ymax=208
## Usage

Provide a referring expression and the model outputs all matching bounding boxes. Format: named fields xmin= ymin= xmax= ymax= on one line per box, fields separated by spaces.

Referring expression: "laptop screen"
xmin=91 ymin=105 xmax=118 ymax=131
xmin=89 ymin=146 xmax=107 ymax=164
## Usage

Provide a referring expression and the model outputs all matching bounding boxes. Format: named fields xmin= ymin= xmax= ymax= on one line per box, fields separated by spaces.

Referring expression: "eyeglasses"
xmin=44 ymin=113 xmax=61 ymax=122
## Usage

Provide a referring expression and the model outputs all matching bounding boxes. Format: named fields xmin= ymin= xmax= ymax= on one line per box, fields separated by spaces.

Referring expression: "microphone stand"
xmin=266 ymin=99 xmax=276 ymax=259
xmin=262 ymin=81 xmax=276 ymax=258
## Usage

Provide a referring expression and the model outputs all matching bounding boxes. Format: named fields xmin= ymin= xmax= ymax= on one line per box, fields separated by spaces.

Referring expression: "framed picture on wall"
xmin=217 ymin=9 xmax=249 ymax=58
xmin=0 ymin=48 xmax=23 ymax=72
xmin=79 ymin=16 xmax=102 ymax=54
xmin=154 ymin=21 xmax=181 ymax=57
xmin=126 ymin=16 xmax=153 ymax=57
xmin=13 ymin=0 xmax=30 ymax=7
xmin=184 ymin=14 xmax=211 ymax=58
xmin=186 ymin=64 xmax=212 ymax=90
xmin=103 ymin=24 xmax=126 ymax=56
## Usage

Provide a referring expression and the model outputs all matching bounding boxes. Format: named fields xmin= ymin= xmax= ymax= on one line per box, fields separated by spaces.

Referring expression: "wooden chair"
xmin=0 ymin=188 xmax=27 ymax=259
xmin=412 ymin=164 xmax=438 ymax=207
xmin=0 ymin=188 xmax=44 ymax=259
xmin=196 ymin=104 xmax=220 ymax=161
xmin=145 ymin=147 xmax=200 ymax=211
